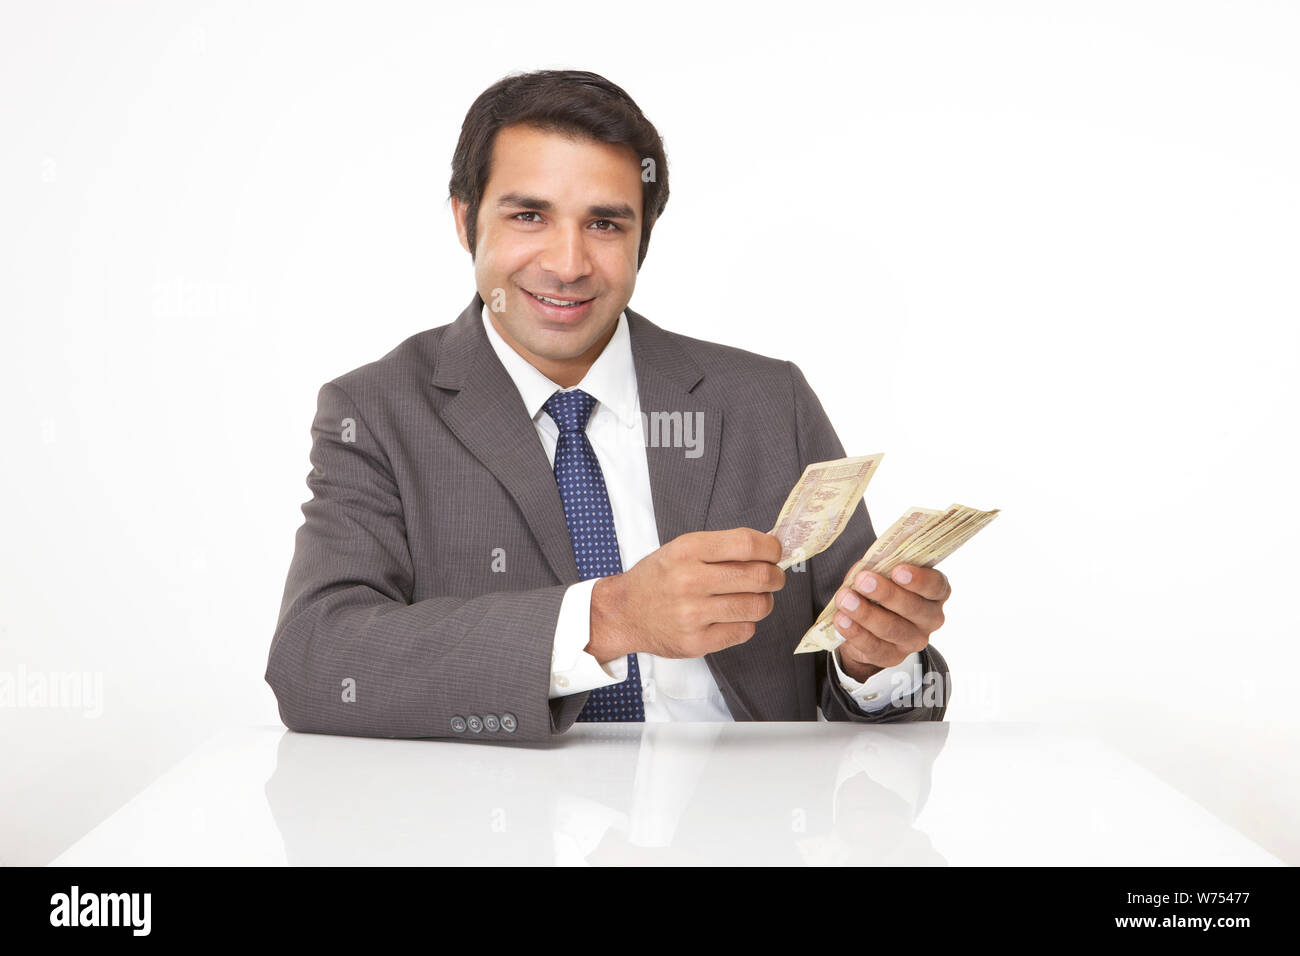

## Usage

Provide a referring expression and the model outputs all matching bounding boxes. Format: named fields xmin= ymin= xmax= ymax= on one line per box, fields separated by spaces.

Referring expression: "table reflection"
xmin=264 ymin=722 xmax=950 ymax=865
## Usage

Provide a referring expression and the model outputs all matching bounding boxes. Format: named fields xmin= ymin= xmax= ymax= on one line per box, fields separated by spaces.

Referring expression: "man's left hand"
xmin=832 ymin=564 xmax=951 ymax=682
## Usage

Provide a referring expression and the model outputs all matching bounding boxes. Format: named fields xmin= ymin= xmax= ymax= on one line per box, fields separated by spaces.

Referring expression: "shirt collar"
xmin=480 ymin=303 xmax=639 ymax=429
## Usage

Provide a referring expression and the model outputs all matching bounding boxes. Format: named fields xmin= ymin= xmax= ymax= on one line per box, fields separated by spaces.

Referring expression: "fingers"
xmin=701 ymin=590 xmax=776 ymax=626
xmin=833 ymin=565 xmax=945 ymax=657
xmin=703 ymin=620 xmax=758 ymax=649
xmin=703 ymin=558 xmax=786 ymax=595
xmin=832 ymin=599 xmax=927 ymax=667
xmin=690 ymin=528 xmax=783 ymax=565
xmin=832 ymin=561 xmax=947 ymax=668
xmin=833 ymin=594 xmax=929 ymax=654
xmin=838 ymin=628 xmax=912 ymax=670
xmin=837 ymin=568 xmax=947 ymax=635
xmin=681 ymin=529 xmax=786 ymax=599
xmin=887 ymin=564 xmax=951 ymax=603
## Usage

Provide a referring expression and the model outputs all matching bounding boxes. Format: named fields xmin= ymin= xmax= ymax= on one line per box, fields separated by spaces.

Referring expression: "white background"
xmin=2 ymin=0 xmax=1296 ymax=866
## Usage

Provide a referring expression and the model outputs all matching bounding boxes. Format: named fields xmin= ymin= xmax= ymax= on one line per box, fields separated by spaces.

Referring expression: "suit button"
xmin=500 ymin=713 xmax=517 ymax=733
xmin=467 ymin=715 xmax=484 ymax=733
xmin=450 ymin=716 xmax=467 ymax=733
xmin=483 ymin=714 xmax=500 ymax=732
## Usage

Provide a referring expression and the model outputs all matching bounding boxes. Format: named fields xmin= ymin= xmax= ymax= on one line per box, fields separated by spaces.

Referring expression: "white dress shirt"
xmin=480 ymin=305 xmax=923 ymax=717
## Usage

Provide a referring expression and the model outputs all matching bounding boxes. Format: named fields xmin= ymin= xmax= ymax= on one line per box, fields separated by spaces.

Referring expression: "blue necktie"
xmin=543 ymin=388 xmax=645 ymax=722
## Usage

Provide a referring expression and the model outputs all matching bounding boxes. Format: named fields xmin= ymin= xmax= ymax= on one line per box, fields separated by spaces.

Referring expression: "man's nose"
xmin=537 ymin=223 xmax=592 ymax=285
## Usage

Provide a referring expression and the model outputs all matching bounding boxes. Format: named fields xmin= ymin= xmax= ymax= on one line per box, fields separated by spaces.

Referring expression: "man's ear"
xmin=451 ymin=196 xmax=472 ymax=255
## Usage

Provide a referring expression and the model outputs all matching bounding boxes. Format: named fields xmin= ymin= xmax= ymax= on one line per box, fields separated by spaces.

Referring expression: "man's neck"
xmin=490 ymin=313 xmax=619 ymax=388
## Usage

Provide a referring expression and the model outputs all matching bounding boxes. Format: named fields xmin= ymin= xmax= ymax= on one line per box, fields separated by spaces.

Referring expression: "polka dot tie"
xmin=543 ymin=388 xmax=645 ymax=722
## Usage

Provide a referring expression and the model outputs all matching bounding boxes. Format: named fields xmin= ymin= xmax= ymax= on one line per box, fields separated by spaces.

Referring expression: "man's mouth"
xmin=524 ymin=289 xmax=594 ymax=310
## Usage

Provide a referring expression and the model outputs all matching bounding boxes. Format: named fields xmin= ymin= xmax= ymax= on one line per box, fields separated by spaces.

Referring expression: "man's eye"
xmin=513 ymin=211 xmax=542 ymax=222
xmin=592 ymin=220 xmax=619 ymax=231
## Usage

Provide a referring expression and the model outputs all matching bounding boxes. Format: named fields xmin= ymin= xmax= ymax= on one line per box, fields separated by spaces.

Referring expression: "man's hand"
xmin=832 ymin=564 xmax=951 ymax=682
xmin=588 ymin=528 xmax=785 ymax=661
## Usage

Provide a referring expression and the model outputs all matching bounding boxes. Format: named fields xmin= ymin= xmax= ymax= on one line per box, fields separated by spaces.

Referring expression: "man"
xmin=265 ymin=70 xmax=953 ymax=742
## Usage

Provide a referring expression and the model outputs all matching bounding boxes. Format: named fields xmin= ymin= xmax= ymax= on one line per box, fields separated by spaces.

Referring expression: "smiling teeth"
xmin=532 ymin=292 xmax=586 ymax=307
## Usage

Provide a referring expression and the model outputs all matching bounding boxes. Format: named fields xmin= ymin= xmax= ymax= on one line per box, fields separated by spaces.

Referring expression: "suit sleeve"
xmin=264 ymin=382 xmax=589 ymax=742
xmin=787 ymin=362 xmax=951 ymax=723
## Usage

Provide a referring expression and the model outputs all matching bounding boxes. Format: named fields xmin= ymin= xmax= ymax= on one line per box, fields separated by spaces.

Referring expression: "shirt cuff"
xmin=549 ymin=578 xmax=629 ymax=699
xmin=831 ymin=648 xmax=923 ymax=713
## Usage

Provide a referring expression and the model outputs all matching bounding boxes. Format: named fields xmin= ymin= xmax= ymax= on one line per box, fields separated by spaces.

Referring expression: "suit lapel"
xmin=623 ymin=307 xmax=723 ymax=552
xmin=432 ymin=293 xmax=580 ymax=584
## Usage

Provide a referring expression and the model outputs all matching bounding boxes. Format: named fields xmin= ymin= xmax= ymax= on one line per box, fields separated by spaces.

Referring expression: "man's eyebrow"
xmin=496 ymin=193 xmax=552 ymax=212
xmin=588 ymin=202 xmax=637 ymax=222
xmin=496 ymin=193 xmax=637 ymax=221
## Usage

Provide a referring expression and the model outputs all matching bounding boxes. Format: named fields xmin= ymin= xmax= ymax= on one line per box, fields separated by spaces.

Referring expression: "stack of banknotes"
xmin=766 ymin=455 xmax=999 ymax=655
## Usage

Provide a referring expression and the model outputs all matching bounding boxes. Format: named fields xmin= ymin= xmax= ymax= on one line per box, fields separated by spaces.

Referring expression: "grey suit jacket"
xmin=265 ymin=293 xmax=951 ymax=741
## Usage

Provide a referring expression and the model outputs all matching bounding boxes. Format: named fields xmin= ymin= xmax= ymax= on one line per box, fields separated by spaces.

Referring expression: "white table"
xmin=51 ymin=722 xmax=1283 ymax=866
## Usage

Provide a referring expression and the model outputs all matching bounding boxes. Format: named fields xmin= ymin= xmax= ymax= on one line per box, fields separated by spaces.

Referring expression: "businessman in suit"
xmin=265 ymin=70 xmax=954 ymax=742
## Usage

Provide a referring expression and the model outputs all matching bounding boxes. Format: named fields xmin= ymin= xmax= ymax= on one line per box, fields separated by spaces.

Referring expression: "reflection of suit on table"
xmin=263 ymin=723 xmax=951 ymax=865
xmin=265 ymin=293 xmax=951 ymax=741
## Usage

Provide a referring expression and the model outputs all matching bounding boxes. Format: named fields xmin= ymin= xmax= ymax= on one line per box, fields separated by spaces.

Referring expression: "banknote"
xmin=794 ymin=503 xmax=1000 ymax=654
xmin=767 ymin=454 xmax=883 ymax=570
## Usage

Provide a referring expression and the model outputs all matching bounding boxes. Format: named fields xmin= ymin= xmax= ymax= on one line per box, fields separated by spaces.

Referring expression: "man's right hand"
xmin=587 ymin=528 xmax=785 ymax=661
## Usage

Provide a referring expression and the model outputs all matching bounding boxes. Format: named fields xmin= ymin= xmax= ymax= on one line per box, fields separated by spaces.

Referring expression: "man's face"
xmin=453 ymin=123 xmax=643 ymax=387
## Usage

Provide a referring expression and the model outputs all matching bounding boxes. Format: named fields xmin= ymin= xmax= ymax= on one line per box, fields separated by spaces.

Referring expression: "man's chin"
xmin=523 ymin=332 xmax=608 ymax=362
xmin=524 ymin=316 xmax=619 ymax=356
